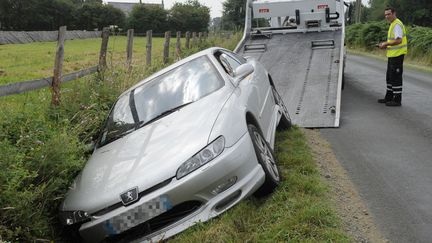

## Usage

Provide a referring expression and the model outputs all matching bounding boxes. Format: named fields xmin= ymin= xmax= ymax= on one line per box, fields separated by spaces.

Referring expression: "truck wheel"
xmin=248 ymin=124 xmax=281 ymax=196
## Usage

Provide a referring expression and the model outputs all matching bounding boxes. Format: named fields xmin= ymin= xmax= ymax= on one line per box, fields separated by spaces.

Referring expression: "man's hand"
xmin=379 ymin=42 xmax=388 ymax=49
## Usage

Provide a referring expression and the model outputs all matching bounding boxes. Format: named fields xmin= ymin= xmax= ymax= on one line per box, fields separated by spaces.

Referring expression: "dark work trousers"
xmin=385 ymin=54 xmax=404 ymax=102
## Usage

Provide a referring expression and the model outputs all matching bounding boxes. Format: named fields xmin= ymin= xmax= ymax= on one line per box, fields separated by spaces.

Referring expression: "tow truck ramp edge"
xmin=235 ymin=0 xmax=347 ymax=128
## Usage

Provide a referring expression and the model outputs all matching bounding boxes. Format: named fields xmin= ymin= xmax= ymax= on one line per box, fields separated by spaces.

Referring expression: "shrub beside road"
xmin=346 ymin=22 xmax=432 ymax=66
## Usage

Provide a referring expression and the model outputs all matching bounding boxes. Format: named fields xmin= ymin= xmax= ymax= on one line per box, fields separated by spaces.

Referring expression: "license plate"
xmin=104 ymin=195 xmax=172 ymax=235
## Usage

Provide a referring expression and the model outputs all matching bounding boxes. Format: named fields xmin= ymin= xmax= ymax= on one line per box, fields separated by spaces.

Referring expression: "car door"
xmin=219 ymin=50 xmax=275 ymax=140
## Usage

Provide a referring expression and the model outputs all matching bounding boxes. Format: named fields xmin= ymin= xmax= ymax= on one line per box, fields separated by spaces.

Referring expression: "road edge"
xmin=303 ymin=128 xmax=388 ymax=242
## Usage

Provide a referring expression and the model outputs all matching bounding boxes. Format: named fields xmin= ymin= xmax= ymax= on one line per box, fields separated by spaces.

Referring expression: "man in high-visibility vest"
xmin=378 ymin=7 xmax=408 ymax=106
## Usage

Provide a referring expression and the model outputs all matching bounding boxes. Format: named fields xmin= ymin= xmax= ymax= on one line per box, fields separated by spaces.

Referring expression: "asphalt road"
xmin=320 ymin=54 xmax=432 ymax=243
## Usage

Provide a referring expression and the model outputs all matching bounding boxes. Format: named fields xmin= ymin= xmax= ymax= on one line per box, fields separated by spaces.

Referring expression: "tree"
xmin=386 ymin=0 xmax=432 ymax=26
xmin=222 ymin=0 xmax=246 ymax=30
xmin=366 ymin=0 xmax=432 ymax=26
xmin=0 ymin=0 xmax=76 ymax=31
xmin=73 ymin=2 xmax=125 ymax=30
xmin=169 ymin=0 xmax=210 ymax=32
xmin=127 ymin=4 xmax=168 ymax=33
xmin=32 ymin=0 xmax=76 ymax=30
xmin=98 ymin=4 xmax=126 ymax=29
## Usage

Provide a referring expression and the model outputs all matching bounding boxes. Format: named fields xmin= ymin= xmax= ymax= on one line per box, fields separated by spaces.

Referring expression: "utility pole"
xmin=355 ymin=0 xmax=362 ymax=23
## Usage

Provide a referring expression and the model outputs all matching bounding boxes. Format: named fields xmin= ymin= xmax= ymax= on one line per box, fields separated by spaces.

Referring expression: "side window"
xmin=228 ymin=51 xmax=247 ymax=64
xmin=218 ymin=52 xmax=241 ymax=77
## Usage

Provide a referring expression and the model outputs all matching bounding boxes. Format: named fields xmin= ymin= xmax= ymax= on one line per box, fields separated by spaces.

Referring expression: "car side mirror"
xmin=234 ymin=63 xmax=254 ymax=84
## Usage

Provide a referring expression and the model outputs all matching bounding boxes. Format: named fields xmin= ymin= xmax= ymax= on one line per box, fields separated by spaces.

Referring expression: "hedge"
xmin=346 ymin=22 xmax=432 ymax=65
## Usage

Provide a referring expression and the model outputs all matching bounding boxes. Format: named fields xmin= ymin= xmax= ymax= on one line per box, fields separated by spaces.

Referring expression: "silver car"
xmin=59 ymin=47 xmax=291 ymax=242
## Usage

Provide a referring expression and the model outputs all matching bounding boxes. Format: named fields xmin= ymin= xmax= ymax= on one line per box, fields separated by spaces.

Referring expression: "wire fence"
xmin=0 ymin=26 xmax=231 ymax=105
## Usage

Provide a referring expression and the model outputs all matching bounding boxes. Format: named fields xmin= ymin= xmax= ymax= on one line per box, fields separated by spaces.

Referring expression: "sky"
xmin=104 ymin=0 xmax=224 ymax=18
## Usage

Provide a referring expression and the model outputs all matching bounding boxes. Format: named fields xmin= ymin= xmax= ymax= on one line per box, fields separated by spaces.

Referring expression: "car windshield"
xmin=98 ymin=56 xmax=223 ymax=147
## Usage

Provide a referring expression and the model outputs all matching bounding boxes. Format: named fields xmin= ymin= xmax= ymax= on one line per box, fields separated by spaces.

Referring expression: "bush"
xmin=346 ymin=22 xmax=432 ymax=65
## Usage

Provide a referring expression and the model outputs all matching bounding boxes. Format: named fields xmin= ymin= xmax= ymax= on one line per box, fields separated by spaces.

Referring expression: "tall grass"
xmin=0 ymin=32 xmax=242 ymax=242
xmin=345 ymin=22 xmax=432 ymax=66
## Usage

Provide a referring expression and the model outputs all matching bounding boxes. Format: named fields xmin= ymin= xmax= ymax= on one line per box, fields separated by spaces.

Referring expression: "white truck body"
xmin=235 ymin=0 xmax=346 ymax=127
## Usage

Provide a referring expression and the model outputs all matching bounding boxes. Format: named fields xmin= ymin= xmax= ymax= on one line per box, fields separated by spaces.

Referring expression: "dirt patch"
xmin=303 ymin=128 xmax=388 ymax=243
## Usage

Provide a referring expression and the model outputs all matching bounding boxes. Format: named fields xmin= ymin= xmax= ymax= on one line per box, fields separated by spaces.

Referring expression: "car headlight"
xmin=176 ymin=136 xmax=225 ymax=179
xmin=60 ymin=210 xmax=90 ymax=226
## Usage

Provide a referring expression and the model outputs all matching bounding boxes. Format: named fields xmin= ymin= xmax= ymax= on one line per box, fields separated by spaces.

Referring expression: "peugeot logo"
xmin=120 ymin=187 xmax=139 ymax=206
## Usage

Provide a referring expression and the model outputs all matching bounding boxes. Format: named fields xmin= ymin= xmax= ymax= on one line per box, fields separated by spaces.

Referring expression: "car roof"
xmin=119 ymin=47 xmax=228 ymax=98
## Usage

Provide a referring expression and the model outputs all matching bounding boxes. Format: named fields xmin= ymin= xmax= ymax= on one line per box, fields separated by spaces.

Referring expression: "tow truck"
xmin=235 ymin=0 xmax=347 ymax=127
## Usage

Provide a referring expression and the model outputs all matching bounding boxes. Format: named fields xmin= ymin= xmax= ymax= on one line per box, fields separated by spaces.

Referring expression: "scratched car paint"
xmin=59 ymin=47 xmax=291 ymax=242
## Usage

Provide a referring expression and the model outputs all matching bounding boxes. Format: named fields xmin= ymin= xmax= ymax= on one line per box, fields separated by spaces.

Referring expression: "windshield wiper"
xmin=138 ymin=102 xmax=194 ymax=128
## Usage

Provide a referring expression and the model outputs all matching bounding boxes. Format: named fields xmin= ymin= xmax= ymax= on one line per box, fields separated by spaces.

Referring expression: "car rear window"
xmin=99 ymin=56 xmax=223 ymax=146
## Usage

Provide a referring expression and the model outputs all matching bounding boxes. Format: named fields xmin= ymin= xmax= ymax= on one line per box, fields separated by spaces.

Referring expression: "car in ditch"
xmin=59 ymin=47 xmax=291 ymax=242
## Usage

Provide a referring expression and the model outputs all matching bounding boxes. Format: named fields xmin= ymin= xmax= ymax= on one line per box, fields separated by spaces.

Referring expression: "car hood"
xmin=61 ymin=89 xmax=232 ymax=213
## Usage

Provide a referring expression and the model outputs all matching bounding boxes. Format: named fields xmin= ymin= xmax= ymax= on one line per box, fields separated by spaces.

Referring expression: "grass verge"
xmin=347 ymin=47 xmax=432 ymax=74
xmin=173 ymin=127 xmax=349 ymax=242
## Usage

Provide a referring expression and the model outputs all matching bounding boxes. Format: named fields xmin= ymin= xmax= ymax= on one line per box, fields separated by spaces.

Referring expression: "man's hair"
xmin=385 ymin=7 xmax=396 ymax=13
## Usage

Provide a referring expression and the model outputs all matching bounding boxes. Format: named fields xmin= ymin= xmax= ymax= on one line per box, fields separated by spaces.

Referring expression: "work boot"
xmin=385 ymin=100 xmax=401 ymax=106
xmin=378 ymin=91 xmax=393 ymax=103
xmin=386 ymin=94 xmax=402 ymax=106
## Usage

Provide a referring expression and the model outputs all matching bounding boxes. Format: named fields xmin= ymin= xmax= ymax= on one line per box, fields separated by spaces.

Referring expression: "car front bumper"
xmin=78 ymin=132 xmax=265 ymax=242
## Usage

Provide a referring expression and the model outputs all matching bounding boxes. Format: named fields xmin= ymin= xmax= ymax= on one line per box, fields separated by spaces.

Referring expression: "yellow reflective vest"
xmin=387 ymin=18 xmax=408 ymax=57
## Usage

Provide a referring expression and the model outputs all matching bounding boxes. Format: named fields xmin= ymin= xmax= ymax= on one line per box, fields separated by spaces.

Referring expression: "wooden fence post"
xmin=192 ymin=32 xmax=197 ymax=47
xmin=51 ymin=26 xmax=66 ymax=106
xmin=163 ymin=31 xmax=171 ymax=64
xmin=185 ymin=31 xmax=191 ymax=49
xmin=146 ymin=30 xmax=152 ymax=67
xmin=98 ymin=27 xmax=110 ymax=71
xmin=198 ymin=32 xmax=203 ymax=45
xmin=176 ymin=31 xmax=181 ymax=60
xmin=126 ymin=29 xmax=134 ymax=69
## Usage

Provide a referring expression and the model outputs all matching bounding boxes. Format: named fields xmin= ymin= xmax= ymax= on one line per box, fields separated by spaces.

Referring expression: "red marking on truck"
xmin=317 ymin=4 xmax=328 ymax=9
xmin=259 ymin=8 xmax=270 ymax=13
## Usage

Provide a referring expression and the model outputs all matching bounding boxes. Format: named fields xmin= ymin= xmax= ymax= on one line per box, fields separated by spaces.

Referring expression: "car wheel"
xmin=248 ymin=124 xmax=281 ymax=196
xmin=272 ymin=86 xmax=291 ymax=130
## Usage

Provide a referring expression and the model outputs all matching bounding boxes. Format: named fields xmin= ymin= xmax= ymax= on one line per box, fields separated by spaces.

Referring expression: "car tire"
xmin=248 ymin=124 xmax=281 ymax=196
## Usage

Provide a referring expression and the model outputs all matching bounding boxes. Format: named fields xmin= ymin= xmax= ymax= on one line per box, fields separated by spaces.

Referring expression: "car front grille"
xmin=92 ymin=178 xmax=173 ymax=217
xmin=104 ymin=200 xmax=203 ymax=242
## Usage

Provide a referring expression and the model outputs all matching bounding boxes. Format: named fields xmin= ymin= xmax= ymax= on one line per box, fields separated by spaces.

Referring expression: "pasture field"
xmin=0 ymin=36 xmax=182 ymax=84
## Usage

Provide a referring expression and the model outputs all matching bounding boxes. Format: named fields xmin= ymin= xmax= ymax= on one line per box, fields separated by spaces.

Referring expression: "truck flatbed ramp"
xmin=235 ymin=0 xmax=346 ymax=128
xmin=239 ymin=31 xmax=342 ymax=127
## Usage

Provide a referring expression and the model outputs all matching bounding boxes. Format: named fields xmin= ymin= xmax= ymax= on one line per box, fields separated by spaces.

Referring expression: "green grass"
xmin=173 ymin=127 xmax=349 ymax=242
xmin=0 ymin=32 xmax=349 ymax=242
xmin=0 ymin=36 xmax=190 ymax=84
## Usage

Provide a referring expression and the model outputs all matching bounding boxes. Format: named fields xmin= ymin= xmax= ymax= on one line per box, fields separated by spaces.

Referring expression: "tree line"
xmin=350 ymin=0 xmax=431 ymax=26
xmin=0 ymin=0 xmax=210 ymax=33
